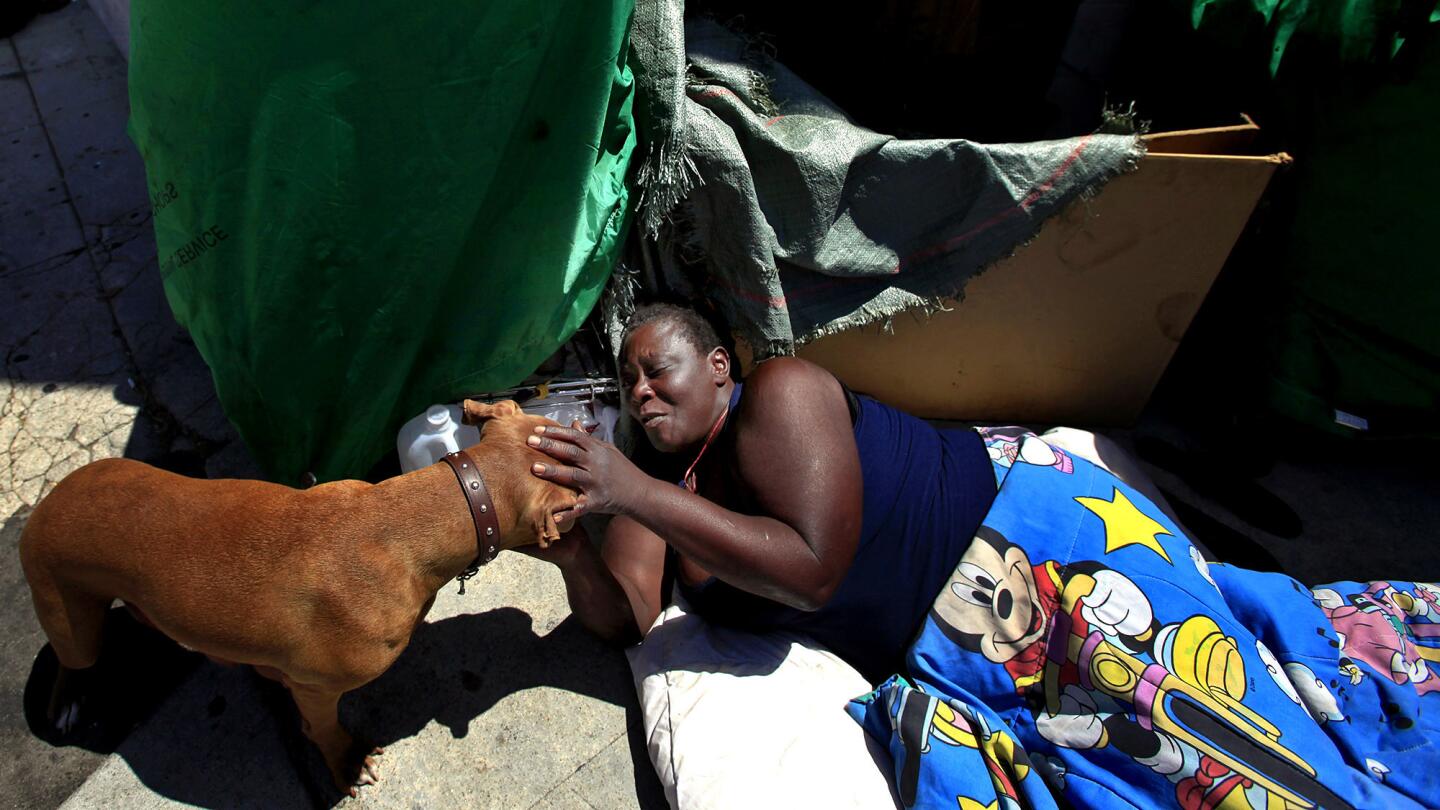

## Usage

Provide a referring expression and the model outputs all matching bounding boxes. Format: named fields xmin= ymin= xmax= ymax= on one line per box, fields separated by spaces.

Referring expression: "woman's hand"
xmin=527 ymin=421 xmax=653 ymax=519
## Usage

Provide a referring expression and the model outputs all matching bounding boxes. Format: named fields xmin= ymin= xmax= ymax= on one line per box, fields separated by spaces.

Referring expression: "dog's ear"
xmin=461 ymin=399 xmax=521 ymax=425
xmin=533 ymin=490 xmax=578 ymax=548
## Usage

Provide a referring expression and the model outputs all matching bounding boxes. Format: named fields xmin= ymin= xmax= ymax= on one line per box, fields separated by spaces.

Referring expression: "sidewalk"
xmin=0 ymin=3 xmax=664 ymax=807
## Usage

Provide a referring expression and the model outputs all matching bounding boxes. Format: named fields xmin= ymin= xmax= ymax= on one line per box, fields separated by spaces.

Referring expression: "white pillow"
xmin=627 ymin=596 xmax=900 ymax=810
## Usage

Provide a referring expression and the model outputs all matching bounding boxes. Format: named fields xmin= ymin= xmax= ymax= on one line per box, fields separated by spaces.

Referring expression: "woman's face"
xmin=621 ymin=320 xmax=728 ymax=453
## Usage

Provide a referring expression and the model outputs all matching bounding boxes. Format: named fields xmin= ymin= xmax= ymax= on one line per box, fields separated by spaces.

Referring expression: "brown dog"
xmin=18 ymin=399 xmax=577 ymax=795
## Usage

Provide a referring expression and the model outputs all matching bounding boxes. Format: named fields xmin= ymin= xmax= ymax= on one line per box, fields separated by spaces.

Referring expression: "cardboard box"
xmin=787 ymin=118 xmax=1291 ymax=426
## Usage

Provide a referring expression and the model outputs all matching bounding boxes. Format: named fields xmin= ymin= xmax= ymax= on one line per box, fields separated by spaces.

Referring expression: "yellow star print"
xmin=1075 ymin=487 xmax=1173 ymax=563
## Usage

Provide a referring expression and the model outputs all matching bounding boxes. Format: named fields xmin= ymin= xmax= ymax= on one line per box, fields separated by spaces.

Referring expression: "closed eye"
xmin=952 ymin=561 xmax=1001 ymax=608
xmin=952 ymin=582 xmax=993 ymax=607
xmin=957 ymin=562 xmax=1000 ymax=595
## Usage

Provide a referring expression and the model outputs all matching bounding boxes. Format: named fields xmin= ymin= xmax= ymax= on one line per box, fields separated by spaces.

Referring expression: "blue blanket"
xmin=849 ymin=430 xmax=1440 ymax=809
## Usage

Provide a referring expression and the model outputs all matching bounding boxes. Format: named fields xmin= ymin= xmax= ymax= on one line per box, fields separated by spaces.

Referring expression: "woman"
xmin=524 ymin=303 xmax=997 ymax=680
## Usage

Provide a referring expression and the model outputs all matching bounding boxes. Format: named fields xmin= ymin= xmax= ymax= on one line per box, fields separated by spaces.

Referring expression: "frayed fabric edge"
xmin=634 ymin=138 xmax=703 ymax=239
xmin=785 ymin=134 xmax=1148 ymax=350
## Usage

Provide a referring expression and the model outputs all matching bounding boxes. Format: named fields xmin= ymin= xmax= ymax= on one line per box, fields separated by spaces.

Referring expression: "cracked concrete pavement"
xmin=1 ymin=0 xmax=244 ymax=522
xmin=1 ymin=3 xmax=666 ymax=808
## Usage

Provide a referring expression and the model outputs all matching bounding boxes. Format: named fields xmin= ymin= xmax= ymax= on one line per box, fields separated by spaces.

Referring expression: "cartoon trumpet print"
xmin=1044 ymin=593 xmax=1351 ymax=810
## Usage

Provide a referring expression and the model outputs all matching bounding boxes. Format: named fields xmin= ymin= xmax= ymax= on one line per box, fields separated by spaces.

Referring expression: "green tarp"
xmin=1169 ymin=2 xmax=1439 ymax=436
xmin=129 ymin=0 xmax=636 ymax=484
xmin=1182 ymin=0 xmax=1440 ymax=74
xmin=1265 ymin=31 xmax=1440 ymax=437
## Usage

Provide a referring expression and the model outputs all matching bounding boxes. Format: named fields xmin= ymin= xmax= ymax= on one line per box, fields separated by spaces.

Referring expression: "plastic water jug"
xmin=396 ymin=404 xmax=481 ymax=473
xmin=516 ymin=396 xmax=620 ymax=444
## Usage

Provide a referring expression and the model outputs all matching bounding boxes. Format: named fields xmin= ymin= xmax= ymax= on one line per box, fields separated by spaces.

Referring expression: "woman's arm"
xmin=522 ymin=518 xmax=666 ymax=645
xmin=597 ymin=516 xmax=669 ymax=636
xmin=531 ymin=358 xmax=863 ymax=611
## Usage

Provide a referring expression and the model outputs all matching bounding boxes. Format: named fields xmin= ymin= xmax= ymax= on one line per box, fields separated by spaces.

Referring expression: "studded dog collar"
xmin=441 ymin=449 xmax=501 ymax=594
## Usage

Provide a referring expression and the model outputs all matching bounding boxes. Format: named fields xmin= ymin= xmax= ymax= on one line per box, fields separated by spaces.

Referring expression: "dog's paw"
xmin=354 ymin=746 xmax=383 ymax=791
xmin=44 ymin=665 xmax=94 ymax=741
xmin=330 ymin=743 xmax=385 ymax=798
xmin=51 ymin=699 xmax=82 ymax=736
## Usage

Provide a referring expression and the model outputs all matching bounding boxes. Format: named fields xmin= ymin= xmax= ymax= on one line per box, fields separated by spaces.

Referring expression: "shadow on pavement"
xmin=21 ymin=608 xmax=202 ymax=754
xmin=22 ymin=605 xmax=652 ymax=808
xmin=350 ymin=609 xmax=635 ymax=743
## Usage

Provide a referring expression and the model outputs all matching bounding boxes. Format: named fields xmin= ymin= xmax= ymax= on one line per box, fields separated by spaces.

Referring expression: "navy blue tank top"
xmin=677 ymin=384 xmax=996 ymax=681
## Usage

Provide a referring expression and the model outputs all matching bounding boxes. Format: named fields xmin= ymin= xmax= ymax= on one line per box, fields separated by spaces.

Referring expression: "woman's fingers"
xmin=552 ymin=496 xmax=588 ymax=524
xmin=527 ymin=432 xmax=583 ymax=463
xmin=534 ymin=423 xmax=590 ymax=444
xmin=531 ymin=461 xmax=591 ymax=489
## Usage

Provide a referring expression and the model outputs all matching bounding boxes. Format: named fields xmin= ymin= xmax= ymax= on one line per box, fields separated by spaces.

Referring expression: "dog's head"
xmin=460 ymin=399 xmax=579 ymax=549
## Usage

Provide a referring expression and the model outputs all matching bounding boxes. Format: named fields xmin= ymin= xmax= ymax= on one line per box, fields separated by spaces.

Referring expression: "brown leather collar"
xmin=441 ymin=449 xmax=501 ymax=594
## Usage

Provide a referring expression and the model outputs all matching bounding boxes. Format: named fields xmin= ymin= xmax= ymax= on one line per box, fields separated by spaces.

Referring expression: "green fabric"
xmin=128 ymin=0 xmax=636 ymax=483
xmin=1182 ymin=0 xmax=1438 ymax=74
xmin=1264 ymin=32 xmax=1440 ymax=437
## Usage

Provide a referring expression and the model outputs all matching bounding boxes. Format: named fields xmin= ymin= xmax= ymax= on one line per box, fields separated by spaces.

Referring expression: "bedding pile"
xmin=851 ymin=430 xmax=1440 ymax=809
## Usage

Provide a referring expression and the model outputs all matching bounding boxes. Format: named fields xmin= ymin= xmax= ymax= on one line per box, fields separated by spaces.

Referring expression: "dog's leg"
xmin=26 ymin=573 xmax=110 ymax=734
xmin=27 ymin=570 xmax=109 ymax=669
xmin=286 ymin=680 xmax=382 ymax=797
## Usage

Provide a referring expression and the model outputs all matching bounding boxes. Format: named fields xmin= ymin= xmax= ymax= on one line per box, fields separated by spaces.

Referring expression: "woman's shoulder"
xmin=726 ymin=357 xmax=861 ymax=515
xmin=734 ymin=357 xmax=848 ymax=432
xmin=743 ymin=356 xmax=838 ymax=399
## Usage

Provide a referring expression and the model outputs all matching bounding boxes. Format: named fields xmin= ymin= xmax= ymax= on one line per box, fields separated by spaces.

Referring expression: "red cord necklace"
xmin=682 ymin=402 xmax=731 ymax=493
